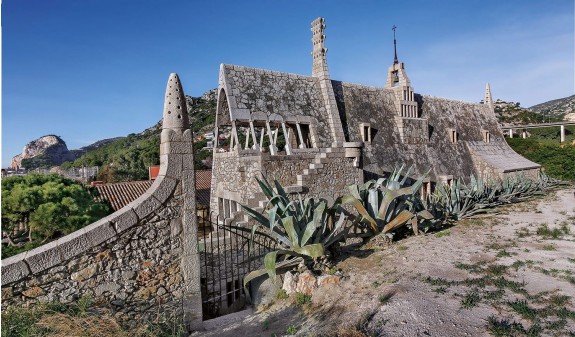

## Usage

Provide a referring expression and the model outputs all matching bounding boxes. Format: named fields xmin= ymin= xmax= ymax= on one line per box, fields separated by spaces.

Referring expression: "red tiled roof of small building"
xmin=95 ymin=180 xmax=153 ymax=211
xmin=195 ymin=170 xmax=212 ymax=209
xmin=95 ymin=170 xmax=212 ymax=211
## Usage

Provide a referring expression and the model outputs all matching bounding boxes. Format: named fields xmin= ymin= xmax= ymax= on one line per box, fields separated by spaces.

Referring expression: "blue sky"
xmin=2 ymin=0 xmax=574 ymax=167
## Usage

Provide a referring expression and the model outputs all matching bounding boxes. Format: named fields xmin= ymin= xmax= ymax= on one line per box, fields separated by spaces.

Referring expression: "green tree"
xmin=1 ymin=174 xmax=112 ymax=258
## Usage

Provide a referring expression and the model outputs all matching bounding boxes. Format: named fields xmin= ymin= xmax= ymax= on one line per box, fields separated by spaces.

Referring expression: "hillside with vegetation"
xmin=529 ymin=94 xmax=575 ymax=121
xmin=60 ymin=91 xmax=217 ymax=182
xmin=495 ymin=99 xmax=559 ymax=125
xmin=506 ymin=128 xmax=575 ymax=181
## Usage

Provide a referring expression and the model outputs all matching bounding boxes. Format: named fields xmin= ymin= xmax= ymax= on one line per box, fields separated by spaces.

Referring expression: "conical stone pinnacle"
xmin=163 ymin=73 xmax=189 ymax=131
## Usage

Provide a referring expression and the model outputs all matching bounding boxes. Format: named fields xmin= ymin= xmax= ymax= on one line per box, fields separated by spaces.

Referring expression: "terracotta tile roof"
xmin=195 ymin=170 xmax=212 ymax=209
xmin=95 ymin=180 xmax=154 ymax=211
xmin=95 ymin=170 xmax=212 ymax=211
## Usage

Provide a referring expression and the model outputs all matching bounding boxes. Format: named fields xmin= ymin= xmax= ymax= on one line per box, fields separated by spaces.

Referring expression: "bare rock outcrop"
xmin=11 ymin=135 xmax=74 ymax=168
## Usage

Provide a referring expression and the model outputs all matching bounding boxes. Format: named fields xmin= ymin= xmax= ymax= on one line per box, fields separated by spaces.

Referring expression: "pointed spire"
xmin=163 ymin=73 xmax=189 ymax=132
xmin=484 ymin=82 xmax=493 ymax=110
xmin=392 ymin=25 xmax=398 ymax=65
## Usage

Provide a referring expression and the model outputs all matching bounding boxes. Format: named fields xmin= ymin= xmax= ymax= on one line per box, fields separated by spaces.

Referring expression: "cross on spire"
xmin=392 ymin=25 xmax=399 ymax=64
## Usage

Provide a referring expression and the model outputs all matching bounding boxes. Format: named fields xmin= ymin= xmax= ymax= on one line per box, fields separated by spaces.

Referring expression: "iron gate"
xmin=198 ymin=212 xmax=277 ymax=320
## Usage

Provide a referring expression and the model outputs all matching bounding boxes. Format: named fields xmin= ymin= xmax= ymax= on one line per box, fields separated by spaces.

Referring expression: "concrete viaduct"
xmin=500 ymin=122 xmax=575 ymax=142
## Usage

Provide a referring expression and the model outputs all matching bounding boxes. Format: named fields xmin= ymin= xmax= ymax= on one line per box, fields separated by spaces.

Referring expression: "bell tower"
xmin=384 ymin=26 xmax=418 ymax=118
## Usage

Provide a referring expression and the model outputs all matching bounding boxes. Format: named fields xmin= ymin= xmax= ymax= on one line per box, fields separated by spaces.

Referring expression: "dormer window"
xmin=448 ymin=128 xmax=458 ymax=143
xmin=482 ymin=130 xmax=490 ymax=143
xmin=360 ymin=123 xmax=371 ymax=143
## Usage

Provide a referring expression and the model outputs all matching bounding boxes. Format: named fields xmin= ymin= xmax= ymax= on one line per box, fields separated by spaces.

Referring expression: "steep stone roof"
xmin=219 ymin=64 xmax=335 ymax=147
xmin=216 ymin=65 xmax=540 ymax=181
xmin=332 ymin=80 xmax=538 ymax=180
xmin=466 ymin=142 xmax=541 ymax=172
xmin=95 ymin=170 xmax=212 ymax=211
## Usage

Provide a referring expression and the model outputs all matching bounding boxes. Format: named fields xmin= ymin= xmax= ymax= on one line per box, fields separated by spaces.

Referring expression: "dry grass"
xmin=1 ymin=300 xmax=185 ymax=337
xmin=36 ymin=313 xmax=126 ymax=337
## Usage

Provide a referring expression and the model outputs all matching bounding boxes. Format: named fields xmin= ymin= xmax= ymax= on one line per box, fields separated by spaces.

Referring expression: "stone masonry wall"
xmin=262 ymin=152 xmax=317 ymax=187
xmin=301 ymin=156 xmax=363 ymax=202
xmin=209 ymin=152 xmax=263 ymax=211
xmin=397 ymin=117 xmax=429 ymax=145
xmin=2 ymin=193 xmax=184 ymax=325
xmin=210 ymin=149 xmax=361 ymax=215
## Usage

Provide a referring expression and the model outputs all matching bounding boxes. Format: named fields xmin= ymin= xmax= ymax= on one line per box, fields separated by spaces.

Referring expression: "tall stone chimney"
xmin=310 ymin=17 xmax=345 ymax=147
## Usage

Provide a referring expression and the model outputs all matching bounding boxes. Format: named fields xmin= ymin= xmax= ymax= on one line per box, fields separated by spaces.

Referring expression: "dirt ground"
xmin=193 ymin=188 xmax=575 ymax=337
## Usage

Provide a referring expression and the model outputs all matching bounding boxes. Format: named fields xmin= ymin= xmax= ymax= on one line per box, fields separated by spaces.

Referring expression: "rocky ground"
xmin=194 ymin=188 xmax=575 ymax=337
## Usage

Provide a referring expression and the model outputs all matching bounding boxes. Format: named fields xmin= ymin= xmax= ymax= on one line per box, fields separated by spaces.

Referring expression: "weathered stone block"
xmin=1 ymin=254 xmax=31 ymax=286
xmin=58 ymin=228 xmax=93 ymax=261
xmin=160 ymin=142 xmax=193 ymax=155
xmin=159 ymin=154 xmax=183 ymax=179
xmin=25 ymin=240 xmax=62 ymax=274
xmin=161 ymin=129 xmax=181 ymax=144
xmin=182 ymin=153 xmax=195 ymax=171
xmin=22 ymin=286 xmax=44 ymax=298
xmin=149 ymin=176 xmax=177 ymax=205
xmin=132 ymin=195 xmax=162 ymax=219
xmin=180 ymin=254 xmax=201 ymax=293
xmin=71 ymin=264 xmax=99 ymax=282
xmin=112 ymin=208 xmax=139 ymax=234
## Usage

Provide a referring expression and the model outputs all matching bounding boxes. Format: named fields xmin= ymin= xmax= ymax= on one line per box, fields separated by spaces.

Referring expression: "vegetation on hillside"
xmin=506 ymin=126 xmax=575 ymax=181
xmin=1 ymin=174 xmax=112 ymax=258
xmin=495 ymin=101 xmax=564 ymax=124
xmin=62 ymin=133 xmax=161 ymax=182
xmin=61 ymin=94 xmax=216 ymax=182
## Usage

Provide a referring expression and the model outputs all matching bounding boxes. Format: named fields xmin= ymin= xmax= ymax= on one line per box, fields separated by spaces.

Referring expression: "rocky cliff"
xmin=529 ymin=95 xmax=575 ymax=122
xmin=11 ymin=135 xmax=74 ymax=168
xmin=11 ymin=135 xmax=121 ymax=169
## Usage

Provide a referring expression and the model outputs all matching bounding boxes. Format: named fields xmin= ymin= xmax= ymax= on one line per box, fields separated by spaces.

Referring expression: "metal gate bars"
xmin=198 ymin=212 xmax=277 ymax=320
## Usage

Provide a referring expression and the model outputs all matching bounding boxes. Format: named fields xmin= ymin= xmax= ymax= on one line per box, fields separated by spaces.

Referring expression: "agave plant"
xmin=341 ymin=165 xmax=435 ymax=237
xmin=429 ymin=172 xmax=559 ymax=220
xmin=241 ymin=176 xmax=353 ymax=292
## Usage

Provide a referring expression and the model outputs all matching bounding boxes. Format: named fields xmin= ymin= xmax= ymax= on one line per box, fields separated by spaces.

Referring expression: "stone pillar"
xmin=281 ymin=122 xmax=292 ymax=155
xmin=244 ymin=128 xmax=250 ymax=150
xmin=560 ymin=125 xmax=565 ymax=143
xmin=249 ymin=121 xmax=259 ymax=151
xmin=296 ymin=123 xmax=306 ymax=149
xmin=266 ymin=121 xmax=277 ymax=155
xmin=311 ymin=17 xmax=345 ymax=147
xmin=522 ymin=129 xmax=527 ymax=139
xmin=161 ymin=73 xmax=202 ymax=331
xmin=509 ymin=129 xmax=513 ymax=138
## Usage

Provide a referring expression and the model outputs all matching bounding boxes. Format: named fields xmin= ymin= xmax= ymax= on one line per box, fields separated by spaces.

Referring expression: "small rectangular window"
xmin=360 ymin=123 xmax=371 ymax=143
xmin=482 ymin=130 xmax=490 ymax=143
xmin=448 ymin=129 xmax=458 ymax=143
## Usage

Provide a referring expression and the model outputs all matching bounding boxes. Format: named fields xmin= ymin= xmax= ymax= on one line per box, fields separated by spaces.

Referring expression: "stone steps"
xmin=243 ymin=147 xmax=345 ymax=222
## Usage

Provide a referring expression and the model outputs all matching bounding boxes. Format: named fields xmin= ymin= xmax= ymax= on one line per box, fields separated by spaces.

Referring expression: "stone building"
xmin=210 ymin=17 xmax=540 ymax=218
